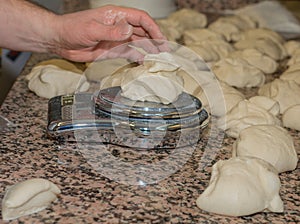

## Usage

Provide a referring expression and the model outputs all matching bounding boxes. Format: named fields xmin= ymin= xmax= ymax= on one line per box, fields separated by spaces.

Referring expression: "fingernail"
xmin=117 ymin=18 xmax=132 ymax=36
xmin=121 ymin=24 xmax=132 ymax=36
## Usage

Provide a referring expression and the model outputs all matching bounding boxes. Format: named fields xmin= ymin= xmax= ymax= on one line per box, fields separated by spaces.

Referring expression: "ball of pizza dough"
xmin=229 ymin=48 xmax=278 ymax=74
xmin=120 ymin=65 xmax=183 ymax=104
xmin=233 ymin=125 xmax=298 ymax=173
xmin=280 ymin=63 xmax=300 ymax=85
xmin=287 ymin=48 xmax=300 ymax=66
xmin=217 ymin=100 xmax=281 ymax=138
xmin=187 ymin=39 xmax=234 ymax=62
xmin=212 ymin=57 xmax=265 ymax=88
xmin=234 ymin=38 xmax=286 ymax=61
xmin=26 ymin=64 xmax=90 ymax=99
xmin=208 ymin=15 xmax=257 ymax=42
xmin=156 ymin=18 xmax=182 ymax=42
xmin=2 ymin=178 xmax=60 ymax=221
xmin=208 ymin=18 xmax=241 ymax=42
xmin=196 ymin=157 xmax=283 ymax=217
xmin=282 ymin=104 xmax=300 ymax=131
xmin=183 ymin=28 xmax=225 ymax=45
xmin=249 ymin=95 xmax=280 ymax=116
xmin=84 ymin=58 xmax=133 ymax=82
xmin=258 ymin=79 xmax=300 ymax=114
xmin=167 ymin=8 xmax=207 ymax=32
xmin=198 ymin=81 xmax=245 ymax=117
xmin=284 ymin=40 xmax=300 ymax=56
xmin=233 ymin=28 xmax=285 ymax=44
xmin=35 ymin=58 xmax=83 ymax=73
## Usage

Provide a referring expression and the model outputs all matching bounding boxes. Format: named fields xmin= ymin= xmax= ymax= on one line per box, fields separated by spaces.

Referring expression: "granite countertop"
xmin=1 ymin=54 xmax=299 ymax=224
xmin=0 ymin=1 xmax=299 ymax=224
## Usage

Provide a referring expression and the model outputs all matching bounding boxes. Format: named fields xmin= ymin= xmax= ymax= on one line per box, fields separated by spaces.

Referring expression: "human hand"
xmin=51 ymin=5 xmax=167 ymax=62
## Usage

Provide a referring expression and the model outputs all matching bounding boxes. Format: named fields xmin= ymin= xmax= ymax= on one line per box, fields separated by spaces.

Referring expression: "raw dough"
xmin=258 ymin=79 xmax=300 ymax=114
xmin=198 ymin=81 xmax=245 ymax=117
xmin=229 ymin=48 xmax=278 ymax=74
xmin=212 ymin=57 xmax=265 ymax=88
xmin=84 ymin=58 xmax=133 ymax=82
xmin=219 ymin=15 xmax=257 ymax=31
xmin=234 ymin=28 xmax=285 ymax=44
xmin=196 ymin=157 xmax=283 ymax=217
xmin=282 ymin=104 xmax=300 ymax=131
xmin=101 ymin=52 xmax=185 ymax=104
xmin=26 ymin=65 xmax=90 ymax=99
xmin=156 ymin=18 xmax=182 ymax=42
xmin=208 ymin=14 xmax=257 ymax=42
xmin=208 ymin=19 xmax=241 ymax=42
xmin=120 ymin=66 xmax=183 ymax=104
xmin=249 ymin=95 xmax=280 ymax=116
xmin=177 ymin=70 xmax=216 ymax=97
xmin=186 ymin=44 xmax=219 ymax=62
xmin=174 ymin=46 xmax=209 ymax=71
xmin=35 ymin=59 xmax=83 ymax=73
xmin=167 ymin=8 xmax=207 ymax=32
xmin=217 ymin=100 xmax=281 ymax=138
xmin=187 ymin=39 xmax=234 ymax=62
xmin=183 ymin=29 xmax=225 ymax=45
xmin=284 ymin=40 xmax=300 ymax=56
xmin=233 ymin=125 xmax=298 ymax=173
xmin=287 ymin=49 xmax=300 ymax=66
xmin=280 ymin=63 xmax=300 ymax=85
xmin=234 ymin=38 xmax=286 ymax=61
xmin=2 ymin=178 xmax=60 ymax=221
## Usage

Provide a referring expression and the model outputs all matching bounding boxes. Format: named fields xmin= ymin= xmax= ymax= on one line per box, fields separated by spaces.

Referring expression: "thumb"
xmin=96 ymin=19 xmax=133 ymax=41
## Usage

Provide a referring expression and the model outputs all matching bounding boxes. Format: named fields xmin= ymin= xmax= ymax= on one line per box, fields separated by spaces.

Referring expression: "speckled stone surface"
xmin=1 ymin=57 xmax=299 ymax=223
xmin=0 ymin=1 xmax=299 ymax=224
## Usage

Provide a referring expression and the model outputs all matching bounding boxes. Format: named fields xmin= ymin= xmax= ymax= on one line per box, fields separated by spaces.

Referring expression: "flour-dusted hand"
xmin=52 ymin=5 xmax=167 ymax=62
xmin=0 ymin=1 xmax=167 ymax=62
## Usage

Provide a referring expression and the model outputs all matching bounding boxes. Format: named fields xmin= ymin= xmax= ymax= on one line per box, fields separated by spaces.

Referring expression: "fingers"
xmin=91 ymin=19 xmax=134 ymax=41
xmin=104 ymin=5 xmax=167 ymax=40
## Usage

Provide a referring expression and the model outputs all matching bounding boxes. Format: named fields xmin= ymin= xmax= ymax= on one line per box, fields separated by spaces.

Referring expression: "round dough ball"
xmin=258 ymin=79 xmax=300 ymax=114
xmin=234 ymin=28 xmax=285 ymax=44
xmin=280 ymin=64 xmax=300 ymax=85
xmin=186 ymin=44 xmax=220 ymax=62
xmin=183 ymin=28 xmax=225 ymax=45
xmin=177 ymin=70 xmax=216 ymax=97
xmin=120 ymin=65 xmax=183 ymax=104
xmin=212 ymin=57 xmax=265 ymax=88
xmin=234 ymin=38 xmax=286 ymax=61
xmin=187 ymin=39 xmax=234 ymax=63
xmin=198 ymin=81 xmax=245 ymax=117
xmin=36 ymin=58 xmax=83 ymax=73
xmin=168 ymin=8 xmax=207 ymax=32
xmin=249 ymin=95 xmax=280 ymax=116
xmin=2 ymin=178 xmax=60 ymax=221
xmin=221 ymin=15 xmax=257 ymax=31
xmin=229 ymin=48 xmax=278 ymax=74
xmin=196 ymin=157 xmax=283 ymax=217
xmin=217 ymin=100 xmax=281 ymax=138
xmin=156 ymin=19 xmax=182 ymax=42
xmin=282 ymin=104 xmax=300 ymax=131
xmin=284 ymin=40 xmax=300 ymax=56
xmin=208 ymin=19 xmax=240 ymax=42
xmin=26 ymin=65 xmax=90 ymax=99
xmin=102 ymin=52 xmax=185 ymax=104
xmin=287 ymin=48 xmax=300 ymax=66
xmin=233 ymin=125 xmax=298 ymax=173
xmin=84 ymin=58 xmax=132 ymax=82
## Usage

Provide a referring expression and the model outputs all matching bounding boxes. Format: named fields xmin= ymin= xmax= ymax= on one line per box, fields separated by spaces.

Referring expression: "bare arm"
xmin=0 ymin=0 xmax=58 ymax=52
xmin=0 ymin=0 xmax=167 ymax=62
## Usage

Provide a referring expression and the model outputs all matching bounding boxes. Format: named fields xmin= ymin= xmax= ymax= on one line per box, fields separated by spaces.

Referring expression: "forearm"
xmin=0 ymin=0 xmax=59 ymax=52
